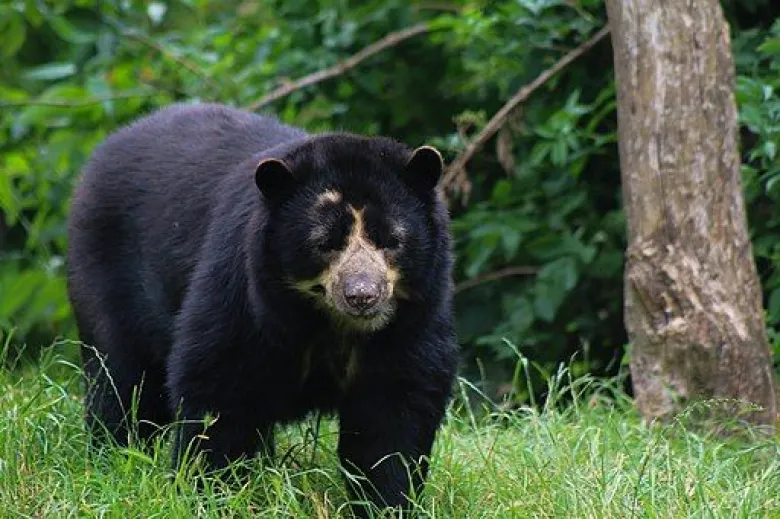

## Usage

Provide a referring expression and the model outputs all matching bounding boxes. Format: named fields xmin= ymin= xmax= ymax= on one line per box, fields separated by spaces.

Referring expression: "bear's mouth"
xmin=343 ymin=306 xmax=382 ymax=319
xmin=340 ymin=306 xmax=394 ymax=332
xmin=295 ymin=280 xmax=394 ymax=330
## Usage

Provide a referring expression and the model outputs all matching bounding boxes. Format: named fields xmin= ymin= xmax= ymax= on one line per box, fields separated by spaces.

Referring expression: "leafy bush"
xmin=734 ymin=18 xmax=780 ymax=370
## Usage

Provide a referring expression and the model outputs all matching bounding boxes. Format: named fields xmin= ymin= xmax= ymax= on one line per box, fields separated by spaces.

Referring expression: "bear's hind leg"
xmin=81 ymin=337 xmax=172 ymax=450
xmin=73 ymin=276 xmax=174 ymax=451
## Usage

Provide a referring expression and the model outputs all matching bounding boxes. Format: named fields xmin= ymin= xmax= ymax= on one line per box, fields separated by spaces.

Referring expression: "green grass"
xmin=1 ymin=347 xmax=778 ymax=518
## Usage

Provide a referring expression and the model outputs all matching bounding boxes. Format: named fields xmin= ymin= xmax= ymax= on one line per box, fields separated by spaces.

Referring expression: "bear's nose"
xmin=344 ymin=274 xmax=381 ymax=312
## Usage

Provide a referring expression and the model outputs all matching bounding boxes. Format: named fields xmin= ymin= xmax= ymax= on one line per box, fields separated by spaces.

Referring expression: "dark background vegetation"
xmin=1 ymin=0 xmax=778 ymax=405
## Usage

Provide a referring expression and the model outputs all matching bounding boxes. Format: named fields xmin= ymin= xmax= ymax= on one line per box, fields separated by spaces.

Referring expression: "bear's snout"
xmin=343 ymin=273 xmax=383 ymax=312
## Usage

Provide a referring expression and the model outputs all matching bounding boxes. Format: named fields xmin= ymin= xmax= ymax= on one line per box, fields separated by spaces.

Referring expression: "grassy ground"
xmin=0 ymin=347 xmax=778 ymax=518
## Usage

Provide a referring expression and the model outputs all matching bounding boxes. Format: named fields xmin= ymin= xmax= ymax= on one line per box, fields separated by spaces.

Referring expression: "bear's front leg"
xmin=170 ymin=407 xmax=271 ymax=472
xmin=165 ymin=267 xmax=275 ymax=475
xmin=337 ymin=372 xmax=452 ymax=517
xmin=167 ymin=346 xmax=275 ymax=474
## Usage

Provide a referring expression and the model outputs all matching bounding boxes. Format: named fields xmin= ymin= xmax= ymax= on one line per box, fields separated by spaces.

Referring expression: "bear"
xmin=65 ymin=102 xmax=459 ymax=515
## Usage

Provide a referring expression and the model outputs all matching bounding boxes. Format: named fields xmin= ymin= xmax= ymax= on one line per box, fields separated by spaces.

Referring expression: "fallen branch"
xmin=441 ymin=25 xmax=611 ymax=195
xmin=246 ymin=23 xmax=430 ymax=112
xmin=454 ymin=266 xmax=538 ymax=295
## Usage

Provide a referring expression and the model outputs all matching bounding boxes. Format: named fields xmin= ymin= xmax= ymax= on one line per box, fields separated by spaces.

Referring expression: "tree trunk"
xmin=605 ymin=0 xmax=777 ymax=427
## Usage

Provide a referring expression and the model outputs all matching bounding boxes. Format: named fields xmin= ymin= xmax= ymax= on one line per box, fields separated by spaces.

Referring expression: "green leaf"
xmin=0 ymin=270 xmax=43 ymax=317
xmin=491 ymin=179 xmax=512 ymax=205
xmin=0 ymin=173 xmax=19 ymax=226
xmin=22 ymin=62 xmax=76 ymax=81
xmin=529 ymin=142 xmax=550 ymax=166
xmin=501 ymin=227 xmax=522 ymax=260
xmin=762 ymin=85 xmax=774 ymax=102
xmin=765 ymin=173 xmax=780 ymax=197
xmin=757 ymin=37 xmax=780 ymax=56
xmin=769 ymin=288 xmax=780 ymax=322
xmin=46 ymin=14 xmax=96 ymax=44
xmin=0 ymin=11 xmax=26 ymax=57
xmin=533 ymin=283 xmax=557 ymax=322
xmin=764 ymin=141 xmax=776 ymax=161
xmin=465 ymin=240 xmax=497 ymax=279
xmin=550 ymin=140 xmax=568 ymax=166
xmin=507 ymin=296 xmax=534 ymax=336
xmin=147 ymin=2 xmax=168 ymax=25
xmin=533 ymin=257 xmax=578 ymax=322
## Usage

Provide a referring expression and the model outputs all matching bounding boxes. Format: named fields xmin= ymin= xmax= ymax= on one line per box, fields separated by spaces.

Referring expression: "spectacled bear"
xmin=66 ymin=102 xmax=458 ymax=515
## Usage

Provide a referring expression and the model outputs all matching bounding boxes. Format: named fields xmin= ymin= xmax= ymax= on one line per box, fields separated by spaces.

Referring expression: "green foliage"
xmin=436 ymin=2 xmax=624 ymax=395
xmin=0 ymin=1 xmax=778 ymax=398
xmin=734 ymin=19 xmax=780 ymax=369
xmin=1 ymin=349 xmax=778 ymax=516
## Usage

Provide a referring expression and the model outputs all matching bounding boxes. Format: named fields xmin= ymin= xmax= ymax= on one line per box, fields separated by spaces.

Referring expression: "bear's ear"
xmin=255 ymin=158 xmax=296 ymax=201
xmin=401 ymin=145 xmax=444 ymax=193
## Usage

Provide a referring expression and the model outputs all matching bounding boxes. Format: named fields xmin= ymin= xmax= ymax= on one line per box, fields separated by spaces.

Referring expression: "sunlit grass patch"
xmin=0 ymin=346 xmax=777 ymax=517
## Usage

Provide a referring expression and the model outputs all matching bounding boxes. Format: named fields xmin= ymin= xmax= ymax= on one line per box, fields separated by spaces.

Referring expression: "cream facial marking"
xmin=327 ymin=209 xmax=380 ymax=290
xmin=294 ymin=204 xmax=402 ymax=331
xmin=315 ymin=189 xmax=342 ymax=206
xmin=294 ymin=277 xmax=326 ymax=295
xmin=309 ymin=190 xmax=342 ymax=244
xmin=330 ymin=206 xmax=397 ymax=298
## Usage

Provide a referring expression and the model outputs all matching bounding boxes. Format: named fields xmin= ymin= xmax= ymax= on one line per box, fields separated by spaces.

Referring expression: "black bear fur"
xmin=66 ymin=102 xmax=458 ymax=515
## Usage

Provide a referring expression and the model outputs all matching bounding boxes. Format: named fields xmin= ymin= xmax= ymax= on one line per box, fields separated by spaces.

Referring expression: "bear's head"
xmin=255 ymin=135 xmax=445 ymax=332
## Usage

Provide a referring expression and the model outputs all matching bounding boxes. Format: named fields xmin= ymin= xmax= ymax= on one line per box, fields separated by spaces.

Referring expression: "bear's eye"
xmin=376 ymin=224 xmax=405 ymax=251
xmin=317 ymin=242 xmax=338 ymax=254
xmin=316 ymin=235 xmax=338 ymax=253
xmin=315 ymin=225 xmax=348 ymax=254
xmin=380 ymin=234 xmax=401 ymax=250
xmin=361 ymin=210 xmax=405 ymax=251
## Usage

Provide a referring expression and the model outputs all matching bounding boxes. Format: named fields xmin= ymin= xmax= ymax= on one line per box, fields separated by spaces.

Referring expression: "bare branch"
xmin=441 ymin=25 xmax=611 ymax=196
xmin=454 ymin=266 xmax=538 ymax=295
xmin=246 ymin=23 xmax=430 ymax=112
xmin=121 ymin=29 xmax=226 ymax=95
xmin=0 ymin=92 xmax=158 ymax=109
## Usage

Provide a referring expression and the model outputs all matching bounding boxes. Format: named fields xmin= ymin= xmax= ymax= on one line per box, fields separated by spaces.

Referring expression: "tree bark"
xmin=605 ymin=0 xmax=777 ymax=427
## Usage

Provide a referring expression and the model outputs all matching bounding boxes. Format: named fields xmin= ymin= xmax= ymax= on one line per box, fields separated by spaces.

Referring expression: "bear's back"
xmin=67 ymin=104 xmax=307 ymax=323
xmin=78 ymin=103 xmax=306 ymax=198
